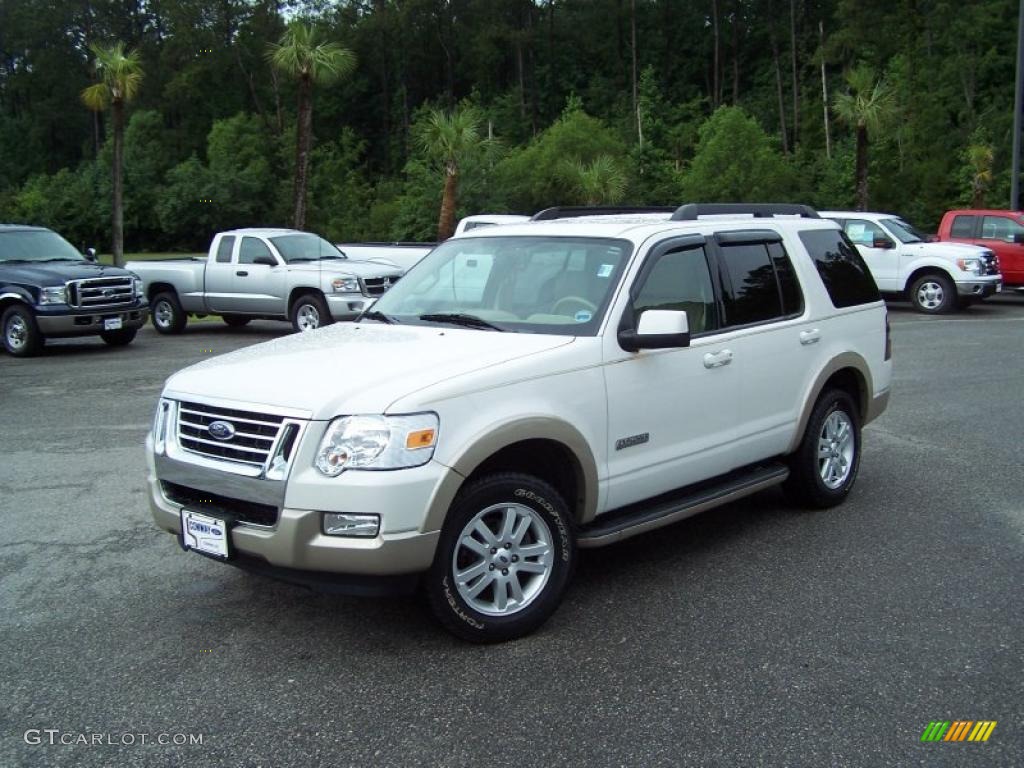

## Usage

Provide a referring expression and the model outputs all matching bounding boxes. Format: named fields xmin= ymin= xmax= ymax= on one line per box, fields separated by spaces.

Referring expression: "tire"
xmin=425 ymin=472 xmax=576 ymax=643
xmin=2 ymin=304 xmax=44 ymax=357
xmin=100 ymin=327 xmax=137 ymax=347
xmin=289 ymin=293 xmax=332 ymax=333
xmin=222 ymin=315 xmax=252 ymax=327
xmin=783 ymin=389 xmax=862 ymax=509
xmin=151 ymin=291 xmax=187 ymax=334
xmin=909 ymin=273 xmax=956 ymax=314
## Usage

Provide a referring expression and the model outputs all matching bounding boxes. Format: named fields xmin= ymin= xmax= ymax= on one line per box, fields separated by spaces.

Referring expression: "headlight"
xmin=331 ymin=276 xmax=360 ymax=293
xmin=133 ymin=277 xmax=143 ymax=296
xmin=315 ymin=413 xmax=438 ymax=476
xmin=39 ymin=285 xmax=67 ymax=304
xmin=955 ymin=257 xmax=982 ymax=275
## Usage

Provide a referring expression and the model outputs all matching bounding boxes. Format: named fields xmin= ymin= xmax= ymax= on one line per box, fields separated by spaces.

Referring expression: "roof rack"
xmin=531 ymin=206 xmax=677 ymax=221
xmin=670 ymin=203 xmax=819 ymax=220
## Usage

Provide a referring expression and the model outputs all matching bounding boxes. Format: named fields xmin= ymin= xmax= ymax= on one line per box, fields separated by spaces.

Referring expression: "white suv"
xmin=147 ymin=204 xmax=892 ymax=642
xmin=819 ymin=211 xmax=1001 ymax=313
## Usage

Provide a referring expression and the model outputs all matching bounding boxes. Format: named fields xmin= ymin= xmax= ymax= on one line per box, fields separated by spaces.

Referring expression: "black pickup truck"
xmin=0 ymin=225 xmax=148 ymax=356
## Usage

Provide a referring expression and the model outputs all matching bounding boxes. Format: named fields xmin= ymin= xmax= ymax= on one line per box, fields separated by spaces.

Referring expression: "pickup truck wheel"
xmin=2 ymin=305 xmax=43 ymax=357
xmin=426 ymin=473 xmax=576 ymax=643
xmin=909 ymin=273 xmax=955 ymax=314
xmin=222 ymin=315 xmax=251 ymax=327
xmin=784 ymin=389 xmax=861 ymax=509
xmin=290 ymin=293 xmax=332 ymax=332
xmin=151 ymin=291 xmax=187 ymax=334
xmin=99 ymin=328 xmax=137 ymax=347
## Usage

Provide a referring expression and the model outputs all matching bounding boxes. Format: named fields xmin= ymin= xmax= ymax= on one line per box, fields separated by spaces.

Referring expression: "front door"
xmin=842 ymin=219 xmax=900 ymax=291
xmin=603 ymin=238 xmax=739 ymax=510
xmin=235 ymin=236 xmax=287 ymax=315
xmin=980 ymin=214 xmax=1024 ymax=287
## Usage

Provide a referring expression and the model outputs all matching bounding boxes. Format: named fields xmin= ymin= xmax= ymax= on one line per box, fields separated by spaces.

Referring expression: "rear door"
xmin=708 ymin=230 xmax=819 ymax=466
xmin=204 ymin=235 xmax=237 ymax=312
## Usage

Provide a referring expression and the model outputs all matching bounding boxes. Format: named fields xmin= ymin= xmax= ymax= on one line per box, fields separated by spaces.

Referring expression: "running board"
xmin=577 ymin=462 xmax=789 ymax=548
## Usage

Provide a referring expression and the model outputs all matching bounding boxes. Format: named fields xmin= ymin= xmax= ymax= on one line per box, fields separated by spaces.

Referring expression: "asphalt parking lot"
xmin=1 ymin=297 xmax=1022 ymax=767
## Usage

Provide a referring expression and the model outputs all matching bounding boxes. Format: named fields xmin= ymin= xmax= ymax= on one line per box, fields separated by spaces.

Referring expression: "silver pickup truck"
xmin=128 ymin=228 xmax=403 ymax=333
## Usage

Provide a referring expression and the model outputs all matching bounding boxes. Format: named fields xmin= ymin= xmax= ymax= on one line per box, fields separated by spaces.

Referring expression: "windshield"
xmin=269 ymin=233 xmax=344 ymax=263
xmin=367 ymin=235 xmax=634 ymax=335
xmin=881 ymin=218 xmax=926 ymax=244
xmin=0 ymin=230 xmax=84 ymax=263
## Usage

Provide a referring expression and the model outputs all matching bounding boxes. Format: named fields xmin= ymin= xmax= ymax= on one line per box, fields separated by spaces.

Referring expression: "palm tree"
xmin=418 ymin=106 xmax=487 ymax=241
xmin=833 ymin=65 xmax=895 ymax=210
xmin=81 ymin=42 xmax=143 ymax=267
xmin=268 ymin=23 xmax=356 ymax=229
xmin=561 ymin=156 xmax=627 ymax=206
xmin=965 ymin=142 xmax=994 ymax=208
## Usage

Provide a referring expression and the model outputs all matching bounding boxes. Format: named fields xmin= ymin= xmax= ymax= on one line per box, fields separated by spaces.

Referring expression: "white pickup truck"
xmin=128 ymin=229 xmax=403 ymax=333
xmin=819 ymin=211 xmax=1001 ymax=313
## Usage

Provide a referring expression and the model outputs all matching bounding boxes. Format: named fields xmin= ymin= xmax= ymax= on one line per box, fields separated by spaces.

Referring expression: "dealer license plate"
xmin=104 ymin=316 xmax=123 ymax=330
xmin=180 ymin=509 xmax=230 ymax=559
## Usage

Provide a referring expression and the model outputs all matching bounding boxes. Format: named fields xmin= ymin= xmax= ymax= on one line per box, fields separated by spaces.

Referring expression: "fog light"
xmin=323 ymin=512 xmax=380 ymax=538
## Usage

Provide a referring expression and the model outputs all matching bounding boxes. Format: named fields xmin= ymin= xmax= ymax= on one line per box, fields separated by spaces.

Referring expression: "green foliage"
xmin=81 ymin=42 xmax=144 ymax=111
xmin=680 ymin=107 xmax=797 ymax=203
xmin=267 ymin=22 xmax=356 ymax=85
xmin=495 ymin=101 xmax=628 ymax=211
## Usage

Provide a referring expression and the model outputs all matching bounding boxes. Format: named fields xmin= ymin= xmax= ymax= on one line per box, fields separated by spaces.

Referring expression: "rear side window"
xmin=718 ymin=241 xmax=802 ymax=326
xmin=799 ymin=229 xmax=881 ymax=308
xmin=215 ymin=235 xmax=235 ymax=263
xmin=950 ymin=215 xmax=976 ymax=238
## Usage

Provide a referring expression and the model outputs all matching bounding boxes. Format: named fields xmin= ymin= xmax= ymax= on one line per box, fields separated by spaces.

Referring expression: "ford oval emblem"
xmin=208 ymin=420 xmax=236 ymax=440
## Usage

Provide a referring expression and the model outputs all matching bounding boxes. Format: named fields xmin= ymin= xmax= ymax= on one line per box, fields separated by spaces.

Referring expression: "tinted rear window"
xmin=799 ymin=229 xmax=881 ymax=308
xmin=215 ymin=235 xmax=235 ymax=263
xmin=719 ymin=242 xmax=785 ymax=326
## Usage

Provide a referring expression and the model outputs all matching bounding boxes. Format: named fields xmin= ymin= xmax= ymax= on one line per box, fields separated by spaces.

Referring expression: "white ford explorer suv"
xmin=147 ymin=204 xmax=892 ymax=642
xmin=819 ymin=211 xmax=1001 ymax=313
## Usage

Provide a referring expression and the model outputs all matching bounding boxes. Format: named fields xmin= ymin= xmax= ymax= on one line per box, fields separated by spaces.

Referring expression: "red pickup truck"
xmin=936 ymin=209 xmax=1024 ymax=291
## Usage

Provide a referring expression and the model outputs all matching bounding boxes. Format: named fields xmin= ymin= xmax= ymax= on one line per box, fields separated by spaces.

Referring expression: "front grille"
xmin=361 ymin=275 xmax=401 ymax=297
xmin=68 ymin=277 xmax=135 ymax=308
xmin=177 ymin=400 xmax=288 ymax=467
xmin=161 ymin=480 xmax=278 ymax=527
xmin=981 ymin=252 xmax=1000 ymax=276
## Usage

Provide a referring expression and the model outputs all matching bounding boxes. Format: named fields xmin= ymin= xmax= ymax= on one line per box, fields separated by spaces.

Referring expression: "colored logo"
xmin=207 ymin=420 xmax=236 ymax=440
xmin=920 ymin=721 xmax=997 ymax=742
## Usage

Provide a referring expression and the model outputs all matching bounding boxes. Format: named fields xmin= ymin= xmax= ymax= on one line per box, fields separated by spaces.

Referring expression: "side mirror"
xmin=253 ymin=255 xmax=277 ymax=267
xmin=1013 ymin=232 xmax=1024 ymax=245
xmin=85 ymin=247 xmax=98 ymax=262
xmin=618 ymin=309 xmax=690 ymax=352
xmin=872 ymin=237 xmax=895 ymax=249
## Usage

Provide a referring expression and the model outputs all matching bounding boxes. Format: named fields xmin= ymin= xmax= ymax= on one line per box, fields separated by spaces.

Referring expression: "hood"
xmin=286 ymin=260 xmax=402 ymax=278
xmin=164 ymin=323 xmax=574 ymax=419
xmin=1 ymin=260 xmax=134 ymax=287
xmin=902 ymin=241 xmax=991 ymax=259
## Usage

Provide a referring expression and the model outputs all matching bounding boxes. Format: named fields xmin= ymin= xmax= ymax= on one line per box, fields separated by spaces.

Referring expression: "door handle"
xmin=236 ymin=270 xmax=248 ymax=277
xmin=703 ymin=350 xmax=733 ymax=369
xmin=799 ymin=329 xmax=821 ymax=345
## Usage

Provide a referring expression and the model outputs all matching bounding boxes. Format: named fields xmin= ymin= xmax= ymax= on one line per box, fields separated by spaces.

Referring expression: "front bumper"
xmin=36 ymin=303 xmax=148 ymax=336
xmin=325 ymin=294 xmax=370 ymax=320
xmin=955 ymin=278 xmax=1001 ymax=299
xmin=147 ymin=438 xmax=451 ymax=578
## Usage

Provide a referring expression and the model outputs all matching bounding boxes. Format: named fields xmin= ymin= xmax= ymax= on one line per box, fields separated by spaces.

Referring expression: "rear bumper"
xmin=36 ymin=304 xmax=148 ymax=336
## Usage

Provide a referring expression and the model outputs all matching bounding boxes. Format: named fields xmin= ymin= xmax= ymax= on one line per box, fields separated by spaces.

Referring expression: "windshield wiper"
xmin=360 ymin=310 xmax=397 ymax=324
xmin=418 ymin=313 xmax=506 ymax=331
xmin=37 ymin=257 xmax=82 ymax=262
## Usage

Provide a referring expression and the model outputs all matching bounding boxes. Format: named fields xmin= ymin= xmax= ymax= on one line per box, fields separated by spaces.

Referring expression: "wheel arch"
xmin=0 ymin=289 xmax=34 ymax=316
xmin=423 ymin=418 xmax=600 ymax=532
xmin=904 ymin=264 xmax=955 ymax=296
xmin=146 ymin=282 xmax=179 ymax=301
xmin=287 ymin=286 xmax=327 ymax=314
xmin=787 ymin=354 xmax=874 ymax=454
